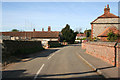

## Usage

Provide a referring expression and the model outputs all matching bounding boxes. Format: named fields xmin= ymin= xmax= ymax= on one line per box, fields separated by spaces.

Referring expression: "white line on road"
xmin=33 ymin=64 xmax=45 ymax=80
xmin=48 ymin=53 xmax=55 ymax=60
xmin=76 ymin=52 xmax=96 ymax=70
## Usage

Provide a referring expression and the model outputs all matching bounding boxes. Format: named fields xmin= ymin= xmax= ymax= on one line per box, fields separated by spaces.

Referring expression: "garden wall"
xmin=82 ymin=42 xmax=120 ymax=67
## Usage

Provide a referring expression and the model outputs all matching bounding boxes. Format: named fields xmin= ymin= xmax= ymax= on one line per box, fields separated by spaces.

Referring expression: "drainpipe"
xmin=114 ymin=42 xmax=118 ymax=67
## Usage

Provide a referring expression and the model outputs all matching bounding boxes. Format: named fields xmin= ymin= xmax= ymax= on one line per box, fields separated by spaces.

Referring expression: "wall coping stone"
xmin=85 ymin=42 xmax=118 ymax=47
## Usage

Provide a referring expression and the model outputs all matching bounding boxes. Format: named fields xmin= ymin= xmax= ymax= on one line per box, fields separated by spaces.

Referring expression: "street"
xmin=2 ymin=44 xmax=104 ymax=79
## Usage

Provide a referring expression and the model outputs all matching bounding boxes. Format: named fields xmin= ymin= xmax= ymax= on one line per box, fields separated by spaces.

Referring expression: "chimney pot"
xmin=42 ymin=28 xmax=44 ymax=31
xmin=48 ymin=26 xmax=51 ymax=31
xmin=107 ymin=4 xmax=109 ymax=8
xmin=104 ymin=4 xmax=110 ymax=14
xmin=33 ymin=29 xmax=35 ymax=32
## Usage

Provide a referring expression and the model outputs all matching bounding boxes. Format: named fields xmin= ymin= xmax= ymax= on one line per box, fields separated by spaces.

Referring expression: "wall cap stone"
xmin=85 ymin=42 xmax=117 ymax=47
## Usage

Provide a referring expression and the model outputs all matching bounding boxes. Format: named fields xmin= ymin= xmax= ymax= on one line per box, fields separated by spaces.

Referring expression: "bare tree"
xmin=75 ymin=27 xmax=82 ymax=33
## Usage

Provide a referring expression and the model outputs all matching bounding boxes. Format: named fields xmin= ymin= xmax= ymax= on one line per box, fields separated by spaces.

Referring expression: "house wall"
xmin=82 ymin=42 xmax=120 ymax=67
xmin=92 ymin=18 xmax=119 ymax=38
xmin=93 ymin=18 xmax=119 ymax=23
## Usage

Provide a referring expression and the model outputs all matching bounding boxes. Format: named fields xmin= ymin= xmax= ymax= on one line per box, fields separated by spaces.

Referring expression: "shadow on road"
xmin=2 ymin=69 xmax=104 ymax=80
xmin=96 ymin=66 xmax=115 ymax=71
xmin=38 ymin=70 xmax=104 ymax=78
xmin=68 ymin=44 xmax=81 ymax=47
xmin=2 ymin=69 xmax=27 ymax=78
xmin=19 ymin=48 xmax=60 ymax=62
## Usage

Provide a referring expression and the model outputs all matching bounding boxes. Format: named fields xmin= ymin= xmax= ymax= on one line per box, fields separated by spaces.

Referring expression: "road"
xmin=2 ymin=44 xmax=104 ymax=79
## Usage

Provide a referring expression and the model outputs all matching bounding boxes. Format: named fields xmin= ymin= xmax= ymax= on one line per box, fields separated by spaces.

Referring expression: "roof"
xmin=91 ymin=5 xmax=119 ymax=24
xmin=77 ymin=33 xmax=86 ymax=37
xmin=97 ymin=27 xmax=120 ymax=37
xmin=2 ymin=31 xmax=60 ymax=38
xmin=98 ymin=13 xmax=119 ymax=18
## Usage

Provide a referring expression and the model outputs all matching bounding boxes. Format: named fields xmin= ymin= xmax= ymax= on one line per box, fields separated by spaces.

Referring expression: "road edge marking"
xmin=76 ymin=52 xmax=96 ymax=70
xmin=76 ymin=52 xmax=109 ymax=78
xmin=33 ymin=64 xmax=45 ymax=80
xmin=48 ymin=53 xmax=55 ymax=60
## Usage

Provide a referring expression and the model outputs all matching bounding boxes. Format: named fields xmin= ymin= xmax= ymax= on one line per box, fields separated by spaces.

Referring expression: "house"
xmin=2 ymin=26 xmax=60 ymax=47
xmin=91 ymin=4 xmax=120 ymax=39
xmin=76 ymin=33 xmax=86 ymax=39
xmin=97 ymin=26 xmax=120 ymax=42
xmin=75 ymin=33 xmax=86 ymax=43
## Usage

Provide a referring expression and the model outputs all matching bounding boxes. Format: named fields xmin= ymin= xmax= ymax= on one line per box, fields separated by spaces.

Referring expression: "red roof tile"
xmin=2 ymin=31 xmax=60 ymax=38
xmin=98 ymin=13 xmax=119 ymax=18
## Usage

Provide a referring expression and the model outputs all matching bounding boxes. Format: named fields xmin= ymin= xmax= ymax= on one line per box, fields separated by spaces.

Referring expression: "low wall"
xmin=82 ymin=42 xmax=120 ymax=67
xmin=2 ymin=40 xmax=44 ymax=66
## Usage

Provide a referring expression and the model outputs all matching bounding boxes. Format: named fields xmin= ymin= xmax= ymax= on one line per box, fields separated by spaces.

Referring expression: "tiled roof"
xmin=97 ymin=27 xmax=120 ymax=37
xmin=91 ymin=5 xmax=119 ymax=24
xmin=2 ymin=31 xmax=60 ymax=38
xmin=98 ymin=13 xmax=119 ymax=18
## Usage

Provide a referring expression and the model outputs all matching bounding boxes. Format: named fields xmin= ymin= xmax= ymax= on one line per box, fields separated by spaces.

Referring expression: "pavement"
xmin=76 ymin=44 xmax=119 ymax=78
xmin=2 ymin=44 xmax=118 ymax=80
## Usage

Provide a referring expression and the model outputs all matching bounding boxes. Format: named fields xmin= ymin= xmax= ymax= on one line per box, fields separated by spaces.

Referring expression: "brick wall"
xmin=82 ymin=42 xmax=120 ymax=67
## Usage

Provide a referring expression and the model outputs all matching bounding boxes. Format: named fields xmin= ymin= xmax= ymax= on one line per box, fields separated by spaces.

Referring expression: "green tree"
xmin=84 ymin=29 xmax=91 ymax=37
xmin=107 ymin=31 xmax=117 ymax=42
xmin=11 ymin=29 xmax=19 ymax=32
xmin=61 ymin=24 xmax=77 ymax=43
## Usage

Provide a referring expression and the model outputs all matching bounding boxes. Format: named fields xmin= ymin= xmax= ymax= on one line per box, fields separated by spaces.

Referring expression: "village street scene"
xmin=1 ymin=1 xmax=120 ymax=80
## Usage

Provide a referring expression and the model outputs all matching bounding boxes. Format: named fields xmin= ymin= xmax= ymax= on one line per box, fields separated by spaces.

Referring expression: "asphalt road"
xmin=2 ymin=44 xmax=104 ymax=80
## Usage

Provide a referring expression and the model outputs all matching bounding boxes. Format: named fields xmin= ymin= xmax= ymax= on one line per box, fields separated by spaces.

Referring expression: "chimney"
xmin=33 ymin=28 xmax=35 ymax=32
xmin=104 ymin=4 xmax=110 ymax=14
xmin=42 ymin=28 xmax=44 ymax=31
xmin=48 ymin=26 xmax=51 ymax=31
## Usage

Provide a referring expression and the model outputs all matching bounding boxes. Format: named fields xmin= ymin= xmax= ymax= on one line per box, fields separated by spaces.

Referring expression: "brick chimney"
xmin=33 ymin=28 xmax=35 ymax=32
xmin=48 ymin=26 xmax=51 ymax=31
xmin=42 ymin=28 xmax=44 ymax=31
xmin=104 ymin=4 xmax=110 ymax=14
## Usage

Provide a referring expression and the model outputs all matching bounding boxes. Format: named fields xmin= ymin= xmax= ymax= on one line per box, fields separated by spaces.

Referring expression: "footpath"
xmin=77 ymin=46 xmax=119 ymax=78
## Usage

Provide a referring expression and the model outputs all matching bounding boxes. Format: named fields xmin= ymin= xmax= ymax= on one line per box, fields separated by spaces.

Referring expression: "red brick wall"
xmin=82 ymin=42 xmax=120 ymax=67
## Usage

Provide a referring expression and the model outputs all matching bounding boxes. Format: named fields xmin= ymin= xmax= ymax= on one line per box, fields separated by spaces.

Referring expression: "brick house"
xmin=91 ymin=4 xmax=120 ymax=39
xmin=1 ymin=26 xmax=60 ymax=46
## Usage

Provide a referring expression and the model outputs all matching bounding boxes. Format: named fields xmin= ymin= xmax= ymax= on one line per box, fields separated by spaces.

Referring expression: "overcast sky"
xmin=2 ymin=2 xmax=118 ymax=32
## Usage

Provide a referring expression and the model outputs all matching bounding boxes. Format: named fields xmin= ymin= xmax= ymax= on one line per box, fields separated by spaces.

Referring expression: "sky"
xmin=2 ymin=2 xmax=118 ymax=32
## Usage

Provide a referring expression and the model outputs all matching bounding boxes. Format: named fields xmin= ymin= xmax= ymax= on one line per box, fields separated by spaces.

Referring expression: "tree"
xmin=84 ymin=29 xmax=91 ymax=37
xmin=11 ymin=29 xmax=19 ymax=32
xmin=75 ymin=28 xmax=83 ymax=34
xmin=107 ymin=31 xmax=118 ymax=42
xmin=61 ymin=24 xmax=77 ymax=43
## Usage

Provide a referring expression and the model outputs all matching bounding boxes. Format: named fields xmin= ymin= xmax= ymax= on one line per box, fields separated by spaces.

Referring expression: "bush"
xmin=107 ymin=31 xmax=118 ymax=42
xmin=48 ymin=41 xmax=62 ymax=48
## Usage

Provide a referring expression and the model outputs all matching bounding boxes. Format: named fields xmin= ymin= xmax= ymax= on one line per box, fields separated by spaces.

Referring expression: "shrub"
xmin=107 ymin=31 xmax=118 ymax=42
xmin=48 ymin=41 xmax=62 ymax=48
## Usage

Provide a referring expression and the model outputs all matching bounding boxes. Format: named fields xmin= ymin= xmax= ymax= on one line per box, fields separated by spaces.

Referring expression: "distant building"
xmin=75 ymin=33 xmax=86 ymax=43
xmin=91 ymin=4 xmax=120 ymax=38
xmin=76 ymin=33 xmax=86 ymax=40
xmin=1 ymin=26 xmax=60 ymax=46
